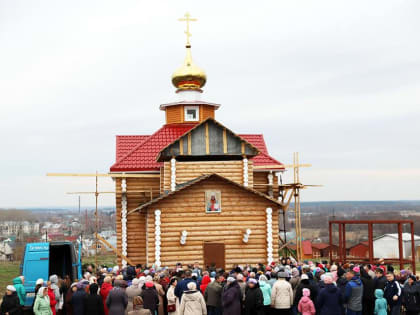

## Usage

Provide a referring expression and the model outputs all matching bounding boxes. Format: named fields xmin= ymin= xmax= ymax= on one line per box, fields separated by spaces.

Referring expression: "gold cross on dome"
xmin=178 ymin=12 xmax=197 ymax=46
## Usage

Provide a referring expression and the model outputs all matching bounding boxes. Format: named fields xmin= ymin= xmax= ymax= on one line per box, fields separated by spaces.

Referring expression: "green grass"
xmin=82 ymin=254 xmax=118 ymax=269
xmin=0 ymin=261 xmax=20 ymax=297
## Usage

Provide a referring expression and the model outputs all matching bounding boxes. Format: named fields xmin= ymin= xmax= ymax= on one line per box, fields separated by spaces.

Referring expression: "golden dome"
xmin=172 ymin=45 xmax=206 ymax=90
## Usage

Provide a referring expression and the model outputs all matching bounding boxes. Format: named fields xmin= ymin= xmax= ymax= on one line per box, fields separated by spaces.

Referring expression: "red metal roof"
xmin=111 ymin=126 xmax=283 ymax=172
xmin=302 ymin=240 xmax=313 ymax=255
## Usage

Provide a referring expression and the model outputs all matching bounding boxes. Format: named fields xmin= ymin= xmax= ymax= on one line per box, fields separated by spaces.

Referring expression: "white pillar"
xmin=266 ymin=207 xmax=273 ymax=264
xmin=121 ymin=178 xmax=127 ymax=268
xmin=267 ymin=171 xmax=273 ymax=185
xmin=170 ymin=158 xmax=176 ymax=191
xmin=154 ymin=210 xmax=161 ymax=267
xmin=243 ymin=157 xmax=249 ymax=187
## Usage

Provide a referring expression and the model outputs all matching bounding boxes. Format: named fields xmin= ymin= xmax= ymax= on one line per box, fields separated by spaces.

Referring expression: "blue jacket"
xmin=317 ymin=283 xmax=344 ymax=315
xmin=12 ymin=277 xmax=26 ymax=306
xmin=344 ymin=277 xmax=363 ymax=312
xmin=174 ymin=278 xmax=196 ymax=300
xmin=71 ymin=288 xmax=87 ymax=315
xmin=384 ymin=279 xmax=402 ymax=306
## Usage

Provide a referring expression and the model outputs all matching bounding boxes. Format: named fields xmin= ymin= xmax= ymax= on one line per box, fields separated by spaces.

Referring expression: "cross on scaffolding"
xmin=178 ymin=12 xmax=197 ymax=46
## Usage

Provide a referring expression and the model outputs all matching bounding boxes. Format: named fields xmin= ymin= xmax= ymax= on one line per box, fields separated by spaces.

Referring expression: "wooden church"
xmin=110 ymin=15 xmax=285 ymax=269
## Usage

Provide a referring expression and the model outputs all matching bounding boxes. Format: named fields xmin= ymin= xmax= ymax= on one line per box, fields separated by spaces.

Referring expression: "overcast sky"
xmin=0 ymin=0 xmax=419 ymax=208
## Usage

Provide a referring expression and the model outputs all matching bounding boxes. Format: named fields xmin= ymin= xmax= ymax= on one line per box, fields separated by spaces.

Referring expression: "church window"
xmin=184 ymin=106 xmax=199 ymax=122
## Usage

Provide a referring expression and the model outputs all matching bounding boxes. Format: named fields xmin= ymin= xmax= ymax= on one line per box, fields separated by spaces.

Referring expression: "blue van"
xmin=20 ymin=241 xmax=82 ymax=307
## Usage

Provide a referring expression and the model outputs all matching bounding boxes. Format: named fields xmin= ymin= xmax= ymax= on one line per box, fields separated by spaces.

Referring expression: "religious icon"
xmin=205 ymin=190 xmax=221 ymax=213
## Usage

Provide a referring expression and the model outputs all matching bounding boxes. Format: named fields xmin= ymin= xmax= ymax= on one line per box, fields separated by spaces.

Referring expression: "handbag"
xmin=167 ymin=304 xmax=176 ymax=312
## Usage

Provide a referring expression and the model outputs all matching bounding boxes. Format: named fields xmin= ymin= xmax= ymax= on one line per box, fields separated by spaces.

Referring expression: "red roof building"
xmin=348 ymin=241 xmax=369 ymax=258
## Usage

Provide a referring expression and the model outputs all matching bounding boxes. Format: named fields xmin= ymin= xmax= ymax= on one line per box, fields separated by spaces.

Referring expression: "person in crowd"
xmin=175 ymin=271 xmax=196 ymax=301
xmin=106 ymin=280 xmax=128 ymax=315
xmin=0 ymin=285 xmax=21 ymax=315
xmin=12 ymin=276 xmax=26 ymax=307
xmin=128 ymin=297 xmax=152 ymax=315
xmin=244 ymin=278 xmax=264 ymax=315
xmin=384 ymin=272 xmax=402 ymax=315
xmin=200 ymin=275 xmax=211 ymax=294
xmin=153 ymin=274 xmax=166 ymax=315
xmin=360 ymin=267 xmax=375 ymax=315
xmin=32 ymin=279 xmax=45 ymax=311
xmin=316 ymin=274 xmax=344 ymax=315
xmin=204 ymin=274 xmax=224 ymax=315
xmin=84 ymin=283 xmax=104 ymax=315
xmin=374 ymin=289 xmax=387 ymax=315
xmin=126 ymin=278 xmax=142 ymax=314
xmin=141 ymin=281 xmax=159 ymax=315
xmin=47 ymin=281 xmax=58 ymax=315
xmin=222 ymin=277 xmax=242 ymax=315
xmin=100 ymin=276 xmax=113 ymax=315
xmin=59 ymin=276 xmax=71 ymax=315
xmin=289 ymin=268 xmax=300 ymax=293
xmin=344 ymin=268 xmax=363 ymax=315
xmin=236 ymin=274 xmax=247 ymax=301
xmin=49 ymin=275 xmax=61 ymax=314
xmin=298 ymin=288 xmax=315 ymax=315
xmin=167 ymin=278 xmax=179 ymax=315
xmin=271 ymin=271 xmax=293 ymax=314
xmin=258 ymin=275 xmax=272 ymax=314
xmin=65 ymin=283 xmax=77 ymax=315
xmin=193 ymin=262 xmax=203 ymax=278
xmin=179 ymin=282 xmax=206 ymax=315
xmin=33 ymin=286 xmax=53 ymax=315
xmin=402 ymin=275 xmax=420 ymax=315
xmin=294 ymin=274 xmax=317 ymax=314
xmin=374 ymin=268 xmax=386 ymax=291
xmin=71 ymin=282 xmax=87 ymax=315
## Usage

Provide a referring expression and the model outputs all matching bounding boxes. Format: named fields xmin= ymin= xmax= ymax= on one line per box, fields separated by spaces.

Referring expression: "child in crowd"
xmin=374 ymin=289 xmax=387 ymax=315
xmin=298 ymin=288 xmax=316 ymax=315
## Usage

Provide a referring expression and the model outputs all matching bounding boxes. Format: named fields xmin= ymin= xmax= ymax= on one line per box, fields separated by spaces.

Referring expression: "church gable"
xmin=157 ymin=118 xmax=259 ymax=161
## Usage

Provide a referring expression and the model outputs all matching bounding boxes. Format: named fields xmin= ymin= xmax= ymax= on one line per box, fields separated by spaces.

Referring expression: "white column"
xmin=154 ymin=210 xmax=161 ymax=267
xmin=170 ymin=158 xmax=176 ymax=191
xmin=243 ymin=157 xmax=249 ymax=187
xmin=121 ymin=178 xmax=127 ymax=268
xmin=267 ymin=171 xmax=273 ymax=185
xmin=266 ymin=207 xmax=273 ymax=264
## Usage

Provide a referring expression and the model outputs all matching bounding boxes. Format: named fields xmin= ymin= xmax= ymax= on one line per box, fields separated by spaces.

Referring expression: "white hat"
xmin=301 ymin=274 xmax=309 ymax=280
xmin=7 ymin=285 xmax=16 ymax=292
xmin=227 ymin=277 xmax=235 ymax=282
xmin=36 ymin=279 xmax=44 ymax=286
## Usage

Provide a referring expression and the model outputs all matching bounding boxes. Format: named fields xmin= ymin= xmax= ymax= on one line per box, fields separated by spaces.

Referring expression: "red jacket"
xmin=100 ymin=282 xmax=113 ymax=315
xmin=48 ymin=287 xmax=57 ymax=315
xmin=200 ymin=276 xmax=211 ymax=294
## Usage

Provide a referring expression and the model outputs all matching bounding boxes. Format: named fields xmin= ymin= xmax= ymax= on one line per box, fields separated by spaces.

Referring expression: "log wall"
xmin=144 ymin=176 xmax=280 ymax=268
xmin=165 ymin=104 xmax=216 ymax=124
xmin=162 ymin=160 xmax=254 ymax=191
xmin=253 ymin=171 xmax=279 ymax=197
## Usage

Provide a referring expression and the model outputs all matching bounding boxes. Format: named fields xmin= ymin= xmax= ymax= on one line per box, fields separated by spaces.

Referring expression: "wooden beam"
xmin=241 ymin=142 xmax=245 ymax=154
xmin=223 ymin=128 xmax=227 ymax=154
xmin=188 ymin=133 xmax=191 ymax=155
xmin=205 ymin=122 xmax=210 ymax=154
xmin=47 ymin=173 xmax=160 ymax=178
xmin=179 ymin=138 xmax=184 ymax=155
xmin=95 ymin=233 xmax=135 ymax=266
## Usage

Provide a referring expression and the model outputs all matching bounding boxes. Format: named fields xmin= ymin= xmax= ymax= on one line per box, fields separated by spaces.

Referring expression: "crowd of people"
xmin=1 ymin=258 xmax=420 ymax=315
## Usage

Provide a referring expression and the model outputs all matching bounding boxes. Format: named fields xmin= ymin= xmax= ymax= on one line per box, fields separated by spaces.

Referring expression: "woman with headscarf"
xmin=153 ymin=275 xmax=166 ymax=315
xmin=258 ymin=275 xmax=272 ymax=315
xmin=0 ymin=285 xmax=21 ymax=315
xmin=222 ymin=277 xmax=242 ymax=315
xmin=128 ymin=296 xmax=152 ymax=315
xmin=316 ymin=274 xmax=344 ymax=315
xmin=244 ymin=278 xmax=264 ymax=315
xmin=84 ymin=283 xmax=104 ymax=315
xmin=402 ymin=275 xmax=420 ymax=315
xmin=65 ymin=283 xmax=77 ymax=315
xmin=33 ymin=287 xmax=53 ymax=315
xmin=141 ymin=282 xmax=159 ymax=315
xmin=47 ymin=281 xmax=57 ymax=315
xmin=126 ymin=278 xmax=142 ymax=314
xmin=106 ymin=280 xmax=128 ymax=315
xmin=179 ymin=282 xmax=206 ymax=315
xmin=100 ymin=276 xmax=113 ymax=315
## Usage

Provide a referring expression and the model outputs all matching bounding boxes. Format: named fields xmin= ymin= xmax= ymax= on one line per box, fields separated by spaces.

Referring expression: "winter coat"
xmin=49 ymin=275 xmax=61 ymax=311
xmin=402 ymin=282 xmax=420 ymax=312
xmin=128 ymin=306 xmax=152 ymax=315
xmin=298 ymin=296 xmax=315 ymax=315
xmin=0 ymin=292 xmax=21 ymax=315
xmin=85 ymin=287 xmax=105 ymax=315
xmin=204 ymin=280 xmax=223 ymax=308
xmin=316 ymin=283 xmax=344 ymax=315
xmin=126 ymin=285 xmax=142 ymax=313
xmin=384 ymin=279 xmax=402 ymax=307
xmin=289 ymin=276 xmax=300 ymax=293
xmin=344 ymin=276 xmax=363 ymax=312
xmin=360 ymin=269 xmax=375 ymax=303
xmin=100 ymin=282 xmax=113 ymax=315
xmin=374 ymin=289 xmax=387 ymax=315
xmin=47 ymin=288 xmax=57 ymax=315
xmin=259 ymin=281 xmax=271 ymax=306
xmin=64 ymin=287 xmax=74 ymax=315
xmin=140 ymin=287 xmax=159 ymax=314
xmin=33 ymin=290 xmax=53 ymax=315
xmin=222 ymin=281 xmax=242 ymax=315
xmin=374 ymin=276 xmax=387 ymax=291
xmin=294 ymin=280 xmax=318 ymax=307
xmin=71 ymin=288 xmax=87 ymax=315
xmin=179 ymin=290 xmax=206 ymax=315
xmin=175 ymin=278 xmax=196 ymax=300
xmin=244 ymin=286 xmax=264 ymax=315
xmin=271 ymin=279 xmax=293 ymax=309
xmin=12 ymin=277 xmax=26 ymax=306
xmin=106 ymin=287 xmax=128 ymax=315
xmin=200 ymin=276 xmax=211 ymax=294
xmin=154 ymin=282 xmax=165 ymax=315
xmin=166 ymin=286 xmax=179 ymax=315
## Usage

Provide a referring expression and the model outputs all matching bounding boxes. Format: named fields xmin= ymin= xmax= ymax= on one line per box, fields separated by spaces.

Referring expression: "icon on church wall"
xmin=205 ymin=190 xmax=221 ymax=213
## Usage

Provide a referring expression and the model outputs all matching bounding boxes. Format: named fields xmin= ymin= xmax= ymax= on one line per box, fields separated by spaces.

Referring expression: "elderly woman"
xmin=106 ymin=280 xmax=128 ymax=315
xmin=101 ymin=276 xmax=113 ymax=315
xmin=179 ymin=282 xmax=206 ymax=315
xmin=33 ymin=287 xmax=53 ymax=315
xmin=0 ymin=285 xmax=21 ymax=315
xmin=126 ymin=278 xmax=142 ymax=314
xmin=166 ymin=278 xmax=179 ymax=315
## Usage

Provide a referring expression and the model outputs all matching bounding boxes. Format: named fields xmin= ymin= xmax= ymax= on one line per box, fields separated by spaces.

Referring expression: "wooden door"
xmin=203 ymin=242 xmax=225 ymax=270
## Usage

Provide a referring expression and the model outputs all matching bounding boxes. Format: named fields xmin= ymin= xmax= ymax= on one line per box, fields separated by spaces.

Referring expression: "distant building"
xmin=373 ymin=233 xmax=420 ymax=259
xmin=0 ymin=239 xmax=13 ymax=261
xmin=348 ymin=241 xmax=369 ymax=258
xmin=287 ymin=240 xmax=338 ymax=259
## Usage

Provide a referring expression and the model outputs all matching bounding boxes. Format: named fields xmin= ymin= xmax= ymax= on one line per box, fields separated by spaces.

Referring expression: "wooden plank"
xmin=188 ymin=133 xmax=191 ymax=155
xmin=96 ymin=233 xmax=136 ymax=266
xmin=179 ymin=138 xmax=184 ymax=155
xmin=205 ymin=123 xmax=210 ymax=154
xmin=223 ymin=128 xmax=227 ymax=153
xmin=241 ymin=142 xmax=245 ymax=154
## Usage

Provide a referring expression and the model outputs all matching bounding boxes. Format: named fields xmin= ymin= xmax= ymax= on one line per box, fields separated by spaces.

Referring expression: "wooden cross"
xmin=178 ymin=12 xmax=197 ymax=46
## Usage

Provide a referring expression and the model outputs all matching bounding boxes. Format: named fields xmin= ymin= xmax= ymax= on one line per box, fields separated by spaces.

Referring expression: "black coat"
xmin=375 ymin=276 xmax=387 ymax=290
xmin=141 ymin=287 xmax=159 ymax=313
xmin=402 ymin=283 xmax=420 ymax=312
xmin=222 ymin=281 xmax=242 ymax=315
xmin=72 ymin=288 xmax=87 ymax=315
xmin=85 ymin=294 xmax=105 ymax=315
xmin=294 ymin=280 xmax=318 ymax=306
xmin=316 ymin=284 xmax=344 ymax=315
xmin=0 ymin=293 xmax=21 ymax=315
xmin=244 ymin=286 xmax=263 ymax=315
